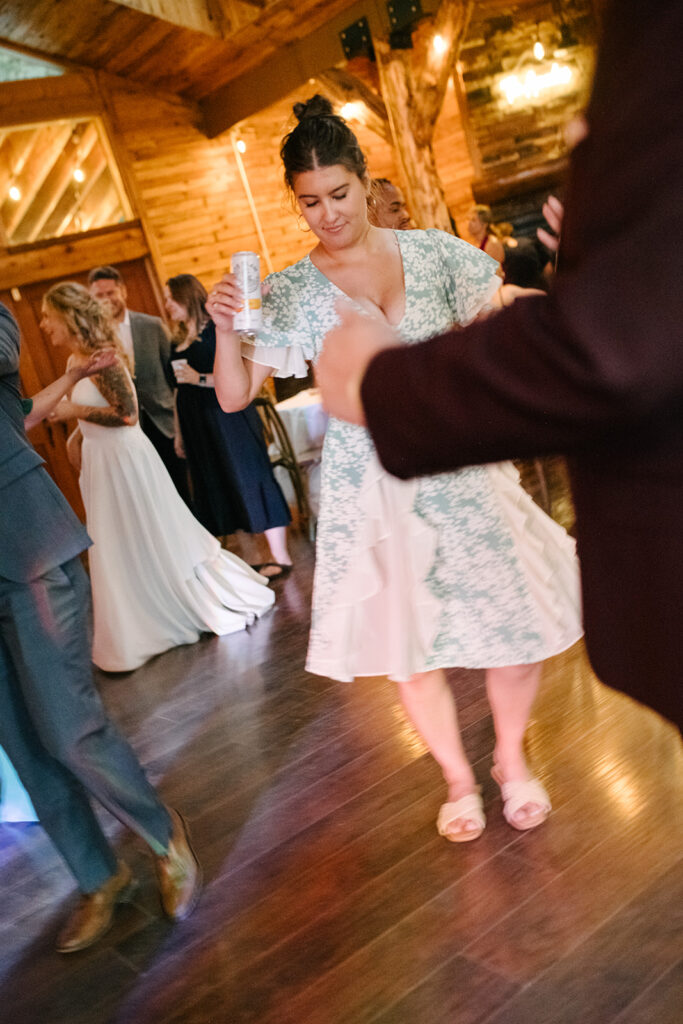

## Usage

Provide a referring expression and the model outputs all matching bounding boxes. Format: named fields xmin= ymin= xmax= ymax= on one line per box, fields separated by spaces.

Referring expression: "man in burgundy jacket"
xmin=316 ymin=0 xmax=682 ymax=730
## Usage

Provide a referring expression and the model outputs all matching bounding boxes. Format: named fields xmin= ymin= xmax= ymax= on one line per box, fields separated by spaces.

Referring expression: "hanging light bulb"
xmin=340 ymin=102 xmax=360 ymax=121
xmin=433 ymin=34 xmax=447 ymax=56
xmin=236 ymin=139 xmax=246 ymax=154
xmin=533 ymin=40 xmax=545 ymax=60
xmin=8 ymin=185 xmax=21 ymax=201
xmin=73 ymin=167 xmax=86 ymax=183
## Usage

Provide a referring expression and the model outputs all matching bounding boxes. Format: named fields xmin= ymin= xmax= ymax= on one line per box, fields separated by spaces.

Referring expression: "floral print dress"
xmin=243 ymin=229 xmax=583 ymax=681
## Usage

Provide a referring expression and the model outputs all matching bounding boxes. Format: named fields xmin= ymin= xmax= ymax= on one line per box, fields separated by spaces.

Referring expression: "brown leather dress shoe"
xmin=56 ymin=860 xmax=136 ymax=953
xmin=155 ymin=809 xmax=202 ymax=921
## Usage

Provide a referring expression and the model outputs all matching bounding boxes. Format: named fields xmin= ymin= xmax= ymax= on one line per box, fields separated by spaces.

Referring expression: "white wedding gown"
xmin=73 ymin=375 xmax=274 ymax=672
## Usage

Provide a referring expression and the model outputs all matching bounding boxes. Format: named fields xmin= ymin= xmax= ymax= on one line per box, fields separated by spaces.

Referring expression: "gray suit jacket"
xmin=0 ymin=303 xmax=90 ymax=583
xmin=129 ymin=311 xmax=175 ymax=438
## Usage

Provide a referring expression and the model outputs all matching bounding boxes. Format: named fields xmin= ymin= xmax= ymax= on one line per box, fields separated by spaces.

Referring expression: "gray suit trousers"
xmin=0 ymin=557 xmax=171 ymax=891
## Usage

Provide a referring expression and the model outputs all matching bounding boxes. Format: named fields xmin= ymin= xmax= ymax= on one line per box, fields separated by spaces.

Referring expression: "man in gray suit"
xmin=0 ymin=303 xmax=200 ymax=952
xmin=88 ymin=265 xmax=191 ymax=504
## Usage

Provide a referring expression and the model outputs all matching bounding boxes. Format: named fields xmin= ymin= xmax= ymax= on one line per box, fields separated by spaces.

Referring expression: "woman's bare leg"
xmin=397 ymin=669 xmax=481 ymax=837
xmin=261 ymin=525 xmax=292 ymax=573
xmin=486 ymin=662 xmax=549 ymax=828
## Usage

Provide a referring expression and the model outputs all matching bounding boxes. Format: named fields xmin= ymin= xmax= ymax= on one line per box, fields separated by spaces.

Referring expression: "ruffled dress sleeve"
xmin=240 ymin=267 xmax=315 ymax=379
xmin=427 ymin=228 xmax=501 ymax=325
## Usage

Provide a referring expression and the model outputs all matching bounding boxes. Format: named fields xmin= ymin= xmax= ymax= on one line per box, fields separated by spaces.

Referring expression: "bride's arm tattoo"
xmin=79 ymin=362 xmax=138 ymax=427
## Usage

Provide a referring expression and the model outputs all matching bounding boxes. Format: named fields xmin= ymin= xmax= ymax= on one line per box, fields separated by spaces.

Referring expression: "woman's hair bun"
xmin=293 ymin=94 xmax=335 ymax=123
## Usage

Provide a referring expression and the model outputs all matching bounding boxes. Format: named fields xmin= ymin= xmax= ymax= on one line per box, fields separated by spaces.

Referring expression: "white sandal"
xmin=491 ymin=767 xmax=551 ymax=831
xmin=437 ymin=790 xmax=486 ymax=843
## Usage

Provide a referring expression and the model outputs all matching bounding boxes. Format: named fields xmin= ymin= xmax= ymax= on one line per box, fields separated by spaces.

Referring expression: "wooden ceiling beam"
xmin=0 ymin=1 xmax=373 ymax=103
xmin=205 ymin=0 xmax=266 ymax=36
xmin=200 ymin=0 xmax=392 ymax=137
xmin=105 ymin=1 xmax=221 ymax=37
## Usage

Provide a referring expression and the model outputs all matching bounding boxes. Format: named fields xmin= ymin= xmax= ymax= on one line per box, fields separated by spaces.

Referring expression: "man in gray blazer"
xmin=88 ymin=265 xmax=191 ymax=504
xmin=0 ymin=303 xmax=200 ymax=952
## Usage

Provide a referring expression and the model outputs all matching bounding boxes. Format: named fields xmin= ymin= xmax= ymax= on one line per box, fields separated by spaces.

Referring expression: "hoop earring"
xmin=296 ymin=213 xmax=311 ymax=233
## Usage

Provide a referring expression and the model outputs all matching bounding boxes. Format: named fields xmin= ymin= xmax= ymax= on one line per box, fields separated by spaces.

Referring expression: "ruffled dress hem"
xmin=305 ymin=458 xmax=583 ymax=683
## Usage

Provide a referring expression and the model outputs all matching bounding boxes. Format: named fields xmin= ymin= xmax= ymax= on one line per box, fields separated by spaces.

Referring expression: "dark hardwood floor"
xmin=1 ymin=460 xmax=681 ymax=1024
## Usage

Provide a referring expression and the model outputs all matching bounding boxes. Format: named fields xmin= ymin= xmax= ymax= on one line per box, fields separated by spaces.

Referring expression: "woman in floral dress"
xmin=208 ymin=96 xmax=583 ymax=842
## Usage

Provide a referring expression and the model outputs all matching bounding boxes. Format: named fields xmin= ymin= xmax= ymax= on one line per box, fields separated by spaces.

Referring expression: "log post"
xmin=373 ymin=0 xmax=473 ymax=232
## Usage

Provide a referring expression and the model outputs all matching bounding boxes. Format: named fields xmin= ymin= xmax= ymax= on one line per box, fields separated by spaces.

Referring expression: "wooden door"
xmin=1 ymin=255 xmax=164 ymax=521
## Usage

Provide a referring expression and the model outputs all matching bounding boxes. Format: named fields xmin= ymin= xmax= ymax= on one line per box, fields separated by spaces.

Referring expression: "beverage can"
xmin=230 ymin=251 xmax=262 ymax=332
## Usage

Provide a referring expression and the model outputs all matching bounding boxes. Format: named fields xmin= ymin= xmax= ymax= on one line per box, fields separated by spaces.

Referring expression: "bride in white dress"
xmin=42 ymin=281 xmax=274 ymax=672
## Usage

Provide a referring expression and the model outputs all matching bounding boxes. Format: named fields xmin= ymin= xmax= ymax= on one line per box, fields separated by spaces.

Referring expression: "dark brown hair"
xmin=280 ymin=94 xmax=367 ymax=192
xmin=88 ymin=265 xmax=124 ymax=285
xmin=166 ymin=273 xmax=209 ymax=342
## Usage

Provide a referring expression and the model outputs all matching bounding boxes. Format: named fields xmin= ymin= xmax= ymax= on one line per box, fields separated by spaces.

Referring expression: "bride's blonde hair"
xmin=43 ymin=281 xmax=130 ymax=370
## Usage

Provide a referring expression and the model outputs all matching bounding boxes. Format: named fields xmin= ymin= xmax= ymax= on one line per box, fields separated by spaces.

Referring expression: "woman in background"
xmin=467 ymin=204 xmax=505 ymax=264
xmin=165 ymin=273 xmax=293 ymax=580
xmin=43 ymin=281 xmax=274 ymax=672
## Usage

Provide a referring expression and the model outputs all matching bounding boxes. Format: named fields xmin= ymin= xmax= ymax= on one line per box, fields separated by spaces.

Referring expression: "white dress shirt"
xmin=117 ymin=309 xmax=135 ymax=372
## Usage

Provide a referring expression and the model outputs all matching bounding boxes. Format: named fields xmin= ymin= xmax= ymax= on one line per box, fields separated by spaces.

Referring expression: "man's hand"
xmin=316 ymin=305 xmax=400 ymax=425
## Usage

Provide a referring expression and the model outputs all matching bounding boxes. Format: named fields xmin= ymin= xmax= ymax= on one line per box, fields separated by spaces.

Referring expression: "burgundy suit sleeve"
xmin=362 ymin=0 xmax=683 ymax=479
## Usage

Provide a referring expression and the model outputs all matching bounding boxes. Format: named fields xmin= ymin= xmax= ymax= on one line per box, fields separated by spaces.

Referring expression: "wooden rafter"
xmin=206 ymin=0 xmax=269 ymax=36
xmin=106 ymin=0 xmax=221 ymax=37
xmin=0 ymin=0 xmax=367 ymax=103
xmin=204 ymin=0 xmax=237 ymax=36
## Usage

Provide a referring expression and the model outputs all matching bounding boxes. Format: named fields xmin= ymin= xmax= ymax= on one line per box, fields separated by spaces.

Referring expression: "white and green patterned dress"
xmin=243 ymin=229 xmax=583 ymax=682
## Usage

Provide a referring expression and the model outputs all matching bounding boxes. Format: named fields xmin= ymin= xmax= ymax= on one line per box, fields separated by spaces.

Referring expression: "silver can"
xmin=230 ymin=250 xmax=262 ymax=332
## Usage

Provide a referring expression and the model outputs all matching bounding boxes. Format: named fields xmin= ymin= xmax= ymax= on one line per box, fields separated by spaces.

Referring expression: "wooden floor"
xmin=1 ymin=460 xmax=682 ymax=1024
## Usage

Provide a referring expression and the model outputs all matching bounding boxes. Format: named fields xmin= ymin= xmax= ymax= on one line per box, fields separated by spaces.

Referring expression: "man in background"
xmin=0 ymin=302 xmax=201 ymax=951
xmin=88 ymin=265 xmax=190 ymax=504
xmin=368 ymin=178 xmax=413 ymax=231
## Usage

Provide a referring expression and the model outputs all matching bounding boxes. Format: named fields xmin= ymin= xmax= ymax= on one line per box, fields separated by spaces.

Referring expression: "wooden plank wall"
xmin=433 ymin=79 xmax=478 ymax=237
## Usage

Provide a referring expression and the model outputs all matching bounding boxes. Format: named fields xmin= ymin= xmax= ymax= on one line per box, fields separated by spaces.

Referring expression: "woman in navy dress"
xmin=165 ymin=274 xmax=292 ymax=578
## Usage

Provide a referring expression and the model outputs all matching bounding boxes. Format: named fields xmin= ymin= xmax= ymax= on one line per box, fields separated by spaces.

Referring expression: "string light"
xmin=433 ymin=34 xmax=447 ymax=56
xmin=236 ymin=139 xmax=246 ymax=154
xmin=499 ymin=62 xmax=573 ymax=106
xmin=73 ymin=167 xmax=86 ymax=183
xmin=8 ymin=185 xmax=21 ymax=201
xmin=340 ymin=102 xmax=361 ymax=121
xmin=533 ymin=40 xmax=545 ymax=60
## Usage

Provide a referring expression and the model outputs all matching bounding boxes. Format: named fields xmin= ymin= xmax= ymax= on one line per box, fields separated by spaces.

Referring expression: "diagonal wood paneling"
xmin=0 ymin=117 xmax=128 ymax=245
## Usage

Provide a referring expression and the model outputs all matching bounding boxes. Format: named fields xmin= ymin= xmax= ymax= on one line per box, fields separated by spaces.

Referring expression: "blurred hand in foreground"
xmin=316 ymin=304 xmax=399 ymax=425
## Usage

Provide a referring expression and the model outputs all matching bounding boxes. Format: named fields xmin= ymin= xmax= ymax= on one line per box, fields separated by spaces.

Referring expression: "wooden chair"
xmin=253 ymin=392 xmax=313 ymax=537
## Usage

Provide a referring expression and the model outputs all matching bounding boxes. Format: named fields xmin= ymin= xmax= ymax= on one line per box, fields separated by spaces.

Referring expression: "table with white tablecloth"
xmin=272 ymin=388 xmax=328 ymax=518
